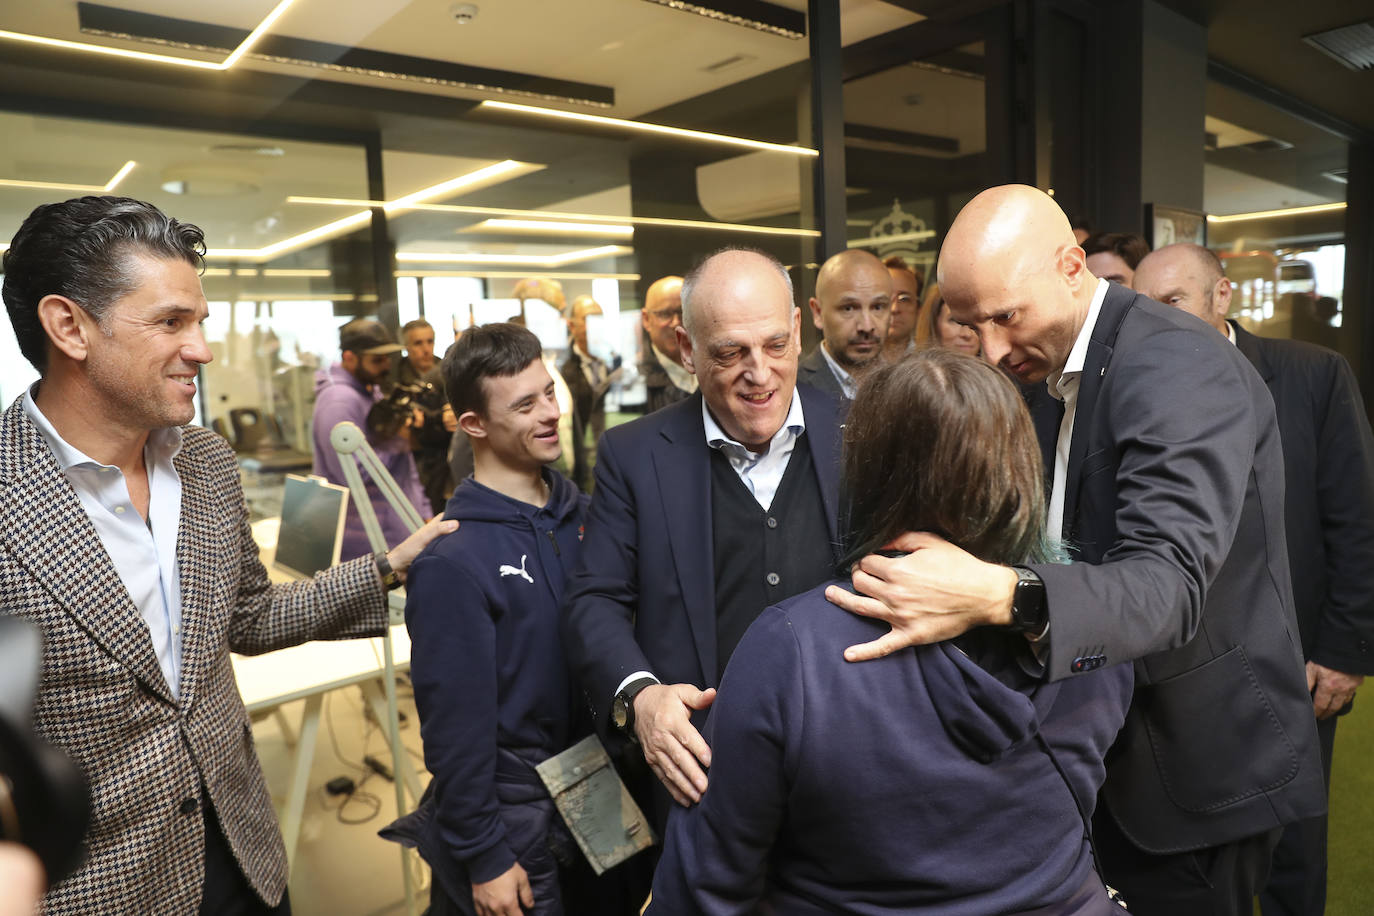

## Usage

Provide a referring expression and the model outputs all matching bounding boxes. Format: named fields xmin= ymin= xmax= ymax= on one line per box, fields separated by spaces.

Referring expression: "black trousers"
xmin=1094 ymin=809 xmax=1281 ymax=916
xmin=200 ymin=802 xmax=290 ymax=916
xmin=1258 ymin=712 xmax=1339 ymax=916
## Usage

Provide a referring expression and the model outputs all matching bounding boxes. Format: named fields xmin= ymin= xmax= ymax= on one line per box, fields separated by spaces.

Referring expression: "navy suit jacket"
xmin=1027 ymin=284 xmax=1325 ymax=853
xmin=1231 ymin=322 xmax=1374 ymax=675
xmin=562 ymin=385 xmax=842 ymax=726
xmin=796 ymin=346 xmax=847 ymax=401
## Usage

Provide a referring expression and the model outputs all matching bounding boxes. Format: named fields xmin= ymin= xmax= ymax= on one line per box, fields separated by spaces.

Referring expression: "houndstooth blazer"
xmin=0 ymin=397 xmax=389 ymax=915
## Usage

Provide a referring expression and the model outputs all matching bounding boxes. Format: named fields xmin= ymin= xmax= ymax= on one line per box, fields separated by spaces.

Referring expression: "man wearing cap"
xmin=312 ymin=318 xmax=430 ymax=560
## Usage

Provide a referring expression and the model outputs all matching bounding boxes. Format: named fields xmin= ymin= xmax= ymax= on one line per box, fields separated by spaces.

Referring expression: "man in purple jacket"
xmin=310 ymin=318 xmax=428 ymax=559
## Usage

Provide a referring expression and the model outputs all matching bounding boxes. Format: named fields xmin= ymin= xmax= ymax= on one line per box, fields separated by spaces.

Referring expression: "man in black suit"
xmin=827 ymin=186 xmax=1325 ymax=916
xmin=797 ymin=249 xmax=893 ymax=401
xmin=562 ymin=247 xmax=842 ymax=825
xmin=561 ymin=294 xmax=620 ymax=491
xmin=1135 ymin=243 xmax=1374 ymax=916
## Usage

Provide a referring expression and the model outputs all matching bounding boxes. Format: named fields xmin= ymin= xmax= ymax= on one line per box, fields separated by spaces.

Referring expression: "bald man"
xmin=563 ymin=248 xmax=842 ymax=832
xmin=1136 ymin=243 xmax=1374 ymax=916
xmin=827 ymin=186 xmax=1324 ymax=916
xmin=639 ymin=275 xmax=697 ymax=413
xmin=798 ymin=249 xmax=894 ymax=400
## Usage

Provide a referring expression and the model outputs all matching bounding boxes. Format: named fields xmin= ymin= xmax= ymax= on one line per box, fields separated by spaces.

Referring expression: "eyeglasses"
xmin=648 ymin=307 xmax=683 ymax=322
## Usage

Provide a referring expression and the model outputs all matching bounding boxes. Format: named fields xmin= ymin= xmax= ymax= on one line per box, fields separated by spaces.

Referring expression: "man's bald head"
xmin=643 ymin=275 xmax=685 ymax=361
xmin=1133 ymin=243 xmax=1231 ymax=335
xmin=935 ymin=185 xmax=1096 ymax=384
xmin=809 ymin=248 xmax=893 ymax=372
xmin=681 ymin=249 xmax=793 ymax=339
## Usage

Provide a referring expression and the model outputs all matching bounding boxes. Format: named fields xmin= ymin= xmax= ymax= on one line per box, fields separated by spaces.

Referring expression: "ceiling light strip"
xmin=396 ymin=245 xmax=632 ymax=268
xmin=1207 ymin=202 xmax=1347 ymax=223
xmin=0 ymin=160 xmax=137 ymax=193
xmin=479 ymin=100 xmax=818 ymax=157
xmin=0 ymin=0 xmax=293 ymax=71
xmin=287 ymin=196 xmax=821 ymax=238
xmin=405 ymin=270 xmax=641 ymax=280
xmin=640 ymin=0 xmax=806 ymax=40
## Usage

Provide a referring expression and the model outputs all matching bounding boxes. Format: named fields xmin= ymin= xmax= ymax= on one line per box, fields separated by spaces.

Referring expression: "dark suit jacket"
xmin=562 ymin=386 xmax=842 ymax=724
xmin=1027 ymin=285 xmax=1325 ymax=854
xmin=796 ymin=346 xmax=847 ymax=401
xmin=0 ymin=399 xmax=387 ymax=914
xmin=1232 ymin=322 xmax=1374 ymax=675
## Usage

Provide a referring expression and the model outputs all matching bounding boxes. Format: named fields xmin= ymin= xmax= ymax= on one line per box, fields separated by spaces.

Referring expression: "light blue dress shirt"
xmin=23 ymin=389 xmax=187 ymax=697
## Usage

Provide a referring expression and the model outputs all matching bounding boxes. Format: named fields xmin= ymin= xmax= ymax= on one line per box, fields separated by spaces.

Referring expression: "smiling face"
xmin=80 ymin=253 xmax=212 ymax=432
xmin=810 ymin=253 xmax=893 ymax=372
xmin=465 ymin=358 xmax=562 ymax=470
xmin=680 ymin=252 xmax=800 ymax=453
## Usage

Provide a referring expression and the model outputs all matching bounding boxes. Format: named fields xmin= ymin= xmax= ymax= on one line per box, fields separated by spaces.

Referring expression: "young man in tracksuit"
xmin=382 ymin=322 xmax=595 ymax=916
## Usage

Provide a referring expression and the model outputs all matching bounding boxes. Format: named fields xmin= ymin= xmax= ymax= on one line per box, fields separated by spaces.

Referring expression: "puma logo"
xmin=499 ymin=554 xmax=534 ymax=584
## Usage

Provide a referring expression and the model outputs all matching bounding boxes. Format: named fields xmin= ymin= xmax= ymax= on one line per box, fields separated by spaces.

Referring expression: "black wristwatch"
xmin=1007 ymin=566 xmax=1048 ymax=636
xmin=612 ymin=677 xmax=658 ymax=740
xmin=374 ymin=551 xmax=403 ymax=591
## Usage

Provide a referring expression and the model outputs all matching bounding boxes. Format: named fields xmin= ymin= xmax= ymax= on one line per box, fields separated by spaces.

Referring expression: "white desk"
xmin=232 ymin=623 xmax=423 ymax=870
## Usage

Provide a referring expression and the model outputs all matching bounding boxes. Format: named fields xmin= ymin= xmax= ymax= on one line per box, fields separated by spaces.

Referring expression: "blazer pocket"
xmin=1142 ymin=645 xmax=1299 ymax=813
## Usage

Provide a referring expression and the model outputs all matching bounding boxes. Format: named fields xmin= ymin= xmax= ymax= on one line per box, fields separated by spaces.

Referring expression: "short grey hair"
xmin=680 ymin=247 xmax=794 ymax=339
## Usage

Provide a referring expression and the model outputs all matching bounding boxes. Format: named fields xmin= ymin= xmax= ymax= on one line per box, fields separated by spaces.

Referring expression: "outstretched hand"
xmin=826 ymin=531 xmax=1019 ymax=662
xmin=633 ymin=683 xmax=717 ymax=806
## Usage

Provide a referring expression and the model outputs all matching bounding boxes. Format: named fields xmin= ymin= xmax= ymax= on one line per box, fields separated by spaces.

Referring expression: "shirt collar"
xmin=818 ymin=342 xmax=856 ymax=398
xmin=22 ymin=384 xmax=184 ymax=473
xmin=652 ymin=342 xmax=698 ymax=393
xmin=1225 ymin=320 xmax=1237 ymax=346
xmin=701 ymin=387 xmax=805 ymax=459
xmin=1047 ymin=277 xmax=1110 ymax=400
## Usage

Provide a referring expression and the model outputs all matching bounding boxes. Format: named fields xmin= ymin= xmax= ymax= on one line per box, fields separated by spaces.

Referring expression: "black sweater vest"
xmin=709 ymin=434 xmax=835 ymax=681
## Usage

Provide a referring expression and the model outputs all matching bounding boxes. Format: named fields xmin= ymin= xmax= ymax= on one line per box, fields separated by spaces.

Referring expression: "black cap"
xmin=339 ymin=318 xmax=404 ymax=355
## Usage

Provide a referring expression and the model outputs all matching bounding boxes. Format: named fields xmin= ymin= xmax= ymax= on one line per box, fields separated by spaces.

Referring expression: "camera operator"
xmin=312 ymin=318 xmax=431 ymax=560
xmin=398 ymin=318 xmax=457 ymax=515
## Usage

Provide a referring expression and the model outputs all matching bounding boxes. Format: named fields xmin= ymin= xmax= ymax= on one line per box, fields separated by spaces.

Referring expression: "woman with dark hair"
xmin=648 ymin=349 xmax=1132 ymax=916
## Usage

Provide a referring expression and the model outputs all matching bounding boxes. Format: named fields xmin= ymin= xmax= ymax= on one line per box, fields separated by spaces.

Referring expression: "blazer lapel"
xmin=171 ymin=436 xmax=231 ymax=710
xmin=799 ymin=386 xmax=842 ymax=549
xmin=0 ymin=400 xmax=173 ymax=704
xmin=1061 ymin=288 xmax=1129 ymax=537
xmin=650 ymin=395 xmax=717 ymax=685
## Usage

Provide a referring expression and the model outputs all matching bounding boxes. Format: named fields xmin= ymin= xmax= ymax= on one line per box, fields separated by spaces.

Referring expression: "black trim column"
xmin=365 ymin=134 xmax=399 ymax=332
xmin=808 ymin=0 xmax=846 ymax=260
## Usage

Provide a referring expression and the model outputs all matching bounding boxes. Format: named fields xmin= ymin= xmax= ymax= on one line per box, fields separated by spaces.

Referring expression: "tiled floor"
xmin=250 ymin=678 xmax=433 ymax=916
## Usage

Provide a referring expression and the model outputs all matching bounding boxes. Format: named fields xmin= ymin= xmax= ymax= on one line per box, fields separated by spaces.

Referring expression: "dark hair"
xmin=441 ymin=322 xmax=544 ymax=417
xmin=840 ymin=349 xmax=1054 ymax=570
xmin=401 ymin=318 xmax=433 ymax=337
xmin=882 ymin=255 xmax=925 ymax=298
xmin=2 ymin=196 xmax=206 ymax=374
xmin=1081 ymin=232 xmax=1150 ymax=270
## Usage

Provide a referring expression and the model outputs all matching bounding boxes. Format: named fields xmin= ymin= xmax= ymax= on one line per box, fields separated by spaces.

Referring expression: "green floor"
xmin=1326 ymin=694 xmax=1373 ymax=914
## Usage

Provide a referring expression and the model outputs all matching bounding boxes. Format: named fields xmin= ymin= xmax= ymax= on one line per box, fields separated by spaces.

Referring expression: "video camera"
xmin=366 ymin=381 xmax=438 ymax=440
xmin=0 ymin=617 xmax=91 ymax=887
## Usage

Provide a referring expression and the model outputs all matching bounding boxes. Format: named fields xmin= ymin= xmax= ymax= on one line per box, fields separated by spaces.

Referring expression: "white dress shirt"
xmin=23 ymin=389 xmax=187 ymax=697
xmin=653 ymin=343 xmax=698 ymax=395
xmin=1046 ymin=278 xmax=1111 ymax=542
xmin=613 ymin=388 xmax=807 ymax=701
xmin=818 ymin=343 xmax=857 ymax=400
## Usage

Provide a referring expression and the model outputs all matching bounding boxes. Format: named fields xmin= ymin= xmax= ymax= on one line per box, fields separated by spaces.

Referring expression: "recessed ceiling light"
xmin=466 ymin=219 xmax=634 ymax=237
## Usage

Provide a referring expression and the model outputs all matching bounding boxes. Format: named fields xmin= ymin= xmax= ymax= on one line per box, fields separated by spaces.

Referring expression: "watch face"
xmin=612 ymin=696 xmax=629 ymax=729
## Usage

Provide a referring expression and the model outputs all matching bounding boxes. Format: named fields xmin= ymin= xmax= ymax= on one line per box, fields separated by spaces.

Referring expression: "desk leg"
xmin=281 ymin=693 xmax=323 ymax=872
xmin=359 ymin=678 xmax=423 ymax=805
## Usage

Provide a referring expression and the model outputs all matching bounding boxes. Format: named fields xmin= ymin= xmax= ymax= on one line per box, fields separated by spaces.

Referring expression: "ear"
xmin=1213 ymin=277 xmax=1233 ymax=319
xmin=677 ymin=325 xmax=696 ymax=374
xmin=36 ymin=294 xmax=96 ymax=363
xmin=1060 ymin=244 xmax=1088 ymax=289
xmin=808 ymin=296 xmax=823 ymax=330
xmin=341 ymin=350 xmax=359 ymax=372
xmin=791 ymin=306 xmax=802 ymax=351
xmin=458 ymin=409 xmax=488 ymax=440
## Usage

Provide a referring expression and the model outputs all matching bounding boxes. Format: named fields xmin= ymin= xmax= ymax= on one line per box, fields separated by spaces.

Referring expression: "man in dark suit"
xmin=638 ymin=275 xmax=696 ymax=413
xmin=561 ymin=295 xmax=620 ymax=491
xmin=0 ymin=196 xmax=452 ymax=914
xmin=562 ymin=247 xmax=842 ymax=825
xmin=1136 ymin=243 xmax=1374 ymax=916
xmin=797 ymin=249 xmax=894 ymax=401
xmin=826 ymin=186 xmax=1324 ymax=916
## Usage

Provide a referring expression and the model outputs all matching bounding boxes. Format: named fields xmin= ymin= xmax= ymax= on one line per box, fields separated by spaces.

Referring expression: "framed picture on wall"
xmin=1145 ymin=204 xmax=1207 ymax=249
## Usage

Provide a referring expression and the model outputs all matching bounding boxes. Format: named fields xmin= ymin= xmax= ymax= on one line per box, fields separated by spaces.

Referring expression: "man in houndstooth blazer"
xmin=0 ymin=197 xmax=453 ymax=914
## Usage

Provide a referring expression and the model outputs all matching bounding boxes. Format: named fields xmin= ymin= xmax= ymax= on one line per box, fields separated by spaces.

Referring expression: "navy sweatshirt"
xmin=649 ymin=580 xmax=1134 ymax=915
xmin=404 ymin=469 xmax=589 ymax=884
